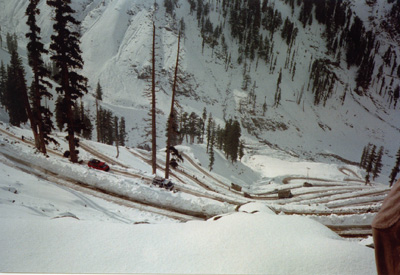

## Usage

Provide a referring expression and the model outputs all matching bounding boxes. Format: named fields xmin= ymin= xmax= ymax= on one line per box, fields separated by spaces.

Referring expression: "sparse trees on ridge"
xmin=360 ymin=143 xmax=384 ymax=184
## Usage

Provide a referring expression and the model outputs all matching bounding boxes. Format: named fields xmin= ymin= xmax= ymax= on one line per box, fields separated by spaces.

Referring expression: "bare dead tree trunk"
xmin=165 ymin=31 xmax=181 ymax=179
xmin=151 ymin=22 xmax=157 ymax=175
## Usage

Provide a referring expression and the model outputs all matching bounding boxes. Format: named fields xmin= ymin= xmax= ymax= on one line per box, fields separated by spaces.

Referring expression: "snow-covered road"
xmin=0 ymin=124 xmax=386 ymax=273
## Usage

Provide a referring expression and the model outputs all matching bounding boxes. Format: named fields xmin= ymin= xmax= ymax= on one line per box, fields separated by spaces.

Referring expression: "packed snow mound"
xmin=0 ymin=211 xmax=375 ymax=274
xmin=237 ymin=202 xmax=276 ymax=215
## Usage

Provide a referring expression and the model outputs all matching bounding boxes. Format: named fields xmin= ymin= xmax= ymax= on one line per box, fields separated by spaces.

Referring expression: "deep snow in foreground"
xmin=1 ymin=206 xmax=376 ymax=274
xmin=0 ymin=125 xmax=378 ymax=274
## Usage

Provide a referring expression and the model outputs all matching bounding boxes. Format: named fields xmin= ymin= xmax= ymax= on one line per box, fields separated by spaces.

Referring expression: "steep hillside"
xmin=0 ymin=0 xmax=399 ymax=182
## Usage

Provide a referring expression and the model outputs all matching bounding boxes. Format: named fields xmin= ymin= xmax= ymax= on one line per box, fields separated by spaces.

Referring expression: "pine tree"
xmin=372 ymin=146 xmax=384 ymax=180
xmin=360 ymin=145 xmax=369 ymax=168
xmin=55 ymin=95 xmax=66 ymax=131
xmin=273 ymin=69 xmax=282 ymax=107
xmin=164 ymin=0 xmax=175 ymax=15
xmin=50 ymin=60 xmax=60 ymax=82
xmin=114 ymin=116 xmax=119 ymax=158
xmin=119 ymin=117 xmax=127 ymax=146
xmin=345 ymin=16 xmax=364 ymax=68
xmin=206 ymin=112 xmax=213 ymax=153
xmin=97 ymin=106 xmax=105 ymax=142
xmin=95 ymin=81 xmax=103 ymax=101
xmin=262 ymin=96 xmax=268 ymax=116
xmin=222 ymin=119 xmax=231 ymax=158
xmin=365 ymin=145 xmax=376 ymax=184
xmin=208 ymin=122 xmax=215 ymax=171
xmin=389 ymin=147 xmax=400 ymax=187
xmin=6 ymin=32 xmax=18 ymax=53
xmin=355 ymin=55 xmax=375 ymax=93
xmin=238 ymin=140 xmax=244 ymax=160
xmin=230 ymin=120 xmax=241 ymax=163
xmin=97 ymin=106 xmax=116 ymax=145
xmin=393 ymin=86 xmax=400 ymax=109
xmin=72 ymin=102 xmax=83 ymax=134
xmin=5 ymin=50 xmax=28 ymax=127
xmin=222 ymin=119 xmax=241 ymax=163
xmin=79 ymin=102 xmax=93 ymax=140
xmin=298 ymin=0 xmax=313 ymax=28
xmin=216 ymin=124 xmax=223 ymax=150
xmin=26 ymin=0 xmax=55 ymax=154
xmin=95 ymin=81 xmax=102 ymax=142
xmin=103 ymin=109 xmax=114 ymax=145
xmin=5 ymin=33 xmax=12 ymax=52
xmin=47 ymin=0 xmax=88 ymax=163
xmin=187 ymin=112 xmax=199 ymax=144
xmin=242 ymin=73 xmax=251 ymax=91
xmin=0 ymin=61 xmax=6 ymax=107
xmin=201 ymin=107 xmax=207 ymax=143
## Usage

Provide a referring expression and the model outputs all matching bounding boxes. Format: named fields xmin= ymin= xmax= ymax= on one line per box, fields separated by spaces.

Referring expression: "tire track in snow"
xmin=55 ymin=184 xmax=133 ymax=224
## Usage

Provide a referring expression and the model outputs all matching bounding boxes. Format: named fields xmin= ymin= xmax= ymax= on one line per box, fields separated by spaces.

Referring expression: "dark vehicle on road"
xmin=88 ymin=158 xmax=110 ymax=172
xmin=152 ymin=176 xmax=175 ymax=191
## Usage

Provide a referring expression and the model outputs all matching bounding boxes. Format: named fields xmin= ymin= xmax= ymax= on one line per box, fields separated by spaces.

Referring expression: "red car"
xmin=88 ymin=158 xmax=110 ymax=172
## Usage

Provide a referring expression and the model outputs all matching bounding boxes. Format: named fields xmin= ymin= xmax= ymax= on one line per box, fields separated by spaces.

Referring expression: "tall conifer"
xmin=26 ymin=0 xmax=54 ymax=154
xmin=0 ymin=61 xmax=6 ymax=107
xmin=365 ymin=145 xmax=376 ymax=184
xmin=5 ymin=50 xmax=29 ymax=127
xmin=47 ymin=0 xmax=88 ymax=163
xmin=114 ymin=116 xmax=119 ymax=158
xmin=208 ymin=123 xmax=215 ymax=171
xmin=372 ymin=146 xmax=384 ymax=180
xmin=119 ymin=117 xmax=127 ymax=146
xmin=95 ymin=81 xmax=102 ymax=142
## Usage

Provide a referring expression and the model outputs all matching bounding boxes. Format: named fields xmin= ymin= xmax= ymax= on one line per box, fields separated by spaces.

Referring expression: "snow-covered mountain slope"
xmin=0 ymin=0 xmax=399 ymax=183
